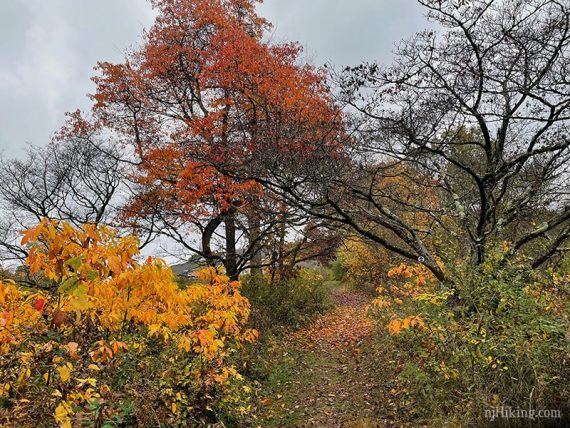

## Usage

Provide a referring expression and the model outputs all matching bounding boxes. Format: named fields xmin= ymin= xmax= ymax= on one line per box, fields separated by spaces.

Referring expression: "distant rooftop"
xmin=170 ymin=255 xmax=205 ymax=277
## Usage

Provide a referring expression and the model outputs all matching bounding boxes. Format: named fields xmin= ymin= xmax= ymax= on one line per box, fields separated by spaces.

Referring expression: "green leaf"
xmin=58 ymin=277 xmax=80 ymax=294
xmin=86 ymin=270 xmax=99 ymax=281
xmin=65 ymin=255 xmax=84 ymax=272
xmin=70 ymin=282 xmax=88 ymax=298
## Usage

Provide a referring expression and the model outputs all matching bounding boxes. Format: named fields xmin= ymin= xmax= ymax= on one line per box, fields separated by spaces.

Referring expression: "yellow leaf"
xmin=54 ymin=401 xmax=72 ymax=428
xmin=148 ymin=324 xmax=161 ymax=337
xmin=0 ymin=383 xmax=9 ymax=397
xmin=76 ymin=377 xmax=97 ymax=387
xmin=17 ymin=368 xmax=31 ymax=383
xmin=57 ymin=365 xmax=72 ymax=383
xmin=54 ymin=403 xmax=68 ymax=419
xmin=69 ymin=288 xmax=90 ymax=312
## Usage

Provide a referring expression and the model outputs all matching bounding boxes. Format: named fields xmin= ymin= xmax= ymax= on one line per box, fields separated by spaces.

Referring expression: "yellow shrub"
xmin=0 ymin=219 xmax=257 ymax=427
xmin=336 ymin=237 xmax=394 ymax=291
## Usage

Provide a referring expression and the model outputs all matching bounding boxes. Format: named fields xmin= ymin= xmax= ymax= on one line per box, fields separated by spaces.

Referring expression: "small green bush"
xmin=241 ymin=268 xmax=333 ymax=331
xmin=329 ymin=258 xmax=347 ymax=282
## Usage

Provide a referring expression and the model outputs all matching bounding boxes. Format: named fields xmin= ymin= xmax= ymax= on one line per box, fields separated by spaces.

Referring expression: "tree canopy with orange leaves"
xmin=61 ymin=0 xmax=342 ymax=278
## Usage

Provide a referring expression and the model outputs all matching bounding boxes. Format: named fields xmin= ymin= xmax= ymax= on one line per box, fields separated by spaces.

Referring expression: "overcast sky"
xmin=0 ymin=0 xmax=428 ymax=158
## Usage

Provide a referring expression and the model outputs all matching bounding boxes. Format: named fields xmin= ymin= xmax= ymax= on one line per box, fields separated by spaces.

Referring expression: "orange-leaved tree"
xmin=60 ymin=0 xmax=343 ymax=280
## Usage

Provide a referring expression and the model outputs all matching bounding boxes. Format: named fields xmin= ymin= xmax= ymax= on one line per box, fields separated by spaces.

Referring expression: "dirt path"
xmin=256 ymin=287 xmax=398 ymax=427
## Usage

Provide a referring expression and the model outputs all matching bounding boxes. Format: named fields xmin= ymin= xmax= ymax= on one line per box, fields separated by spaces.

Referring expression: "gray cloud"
xmin=259 ymin=0 xmax=427 ymax=66
xmin=0 ymin=0 xmax=155 ymax=158
xmin=0 ymin=0 xmax=427 ymax=158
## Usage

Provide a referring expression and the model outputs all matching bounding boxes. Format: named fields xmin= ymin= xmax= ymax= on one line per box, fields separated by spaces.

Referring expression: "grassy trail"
xmin=253 ymin=285 xmax=400 ymax=427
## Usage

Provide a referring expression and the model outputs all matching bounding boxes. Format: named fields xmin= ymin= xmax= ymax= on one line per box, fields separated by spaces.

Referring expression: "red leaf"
xmin=34 ymin=298 xmax=46 ymax=312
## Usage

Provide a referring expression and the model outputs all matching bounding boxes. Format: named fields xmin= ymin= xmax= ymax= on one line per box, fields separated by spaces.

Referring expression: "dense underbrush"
xmin=368 ymin=254 xmax=570 ymax=426
xmin=241 ymin=268 xmax=334 ymax=332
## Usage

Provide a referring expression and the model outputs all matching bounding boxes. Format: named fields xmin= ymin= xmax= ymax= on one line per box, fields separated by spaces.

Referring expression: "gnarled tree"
xmin=0 ymin=138 xmax=124 ymax=266
xmin=259 ymin=0 xmax=570 ymax=282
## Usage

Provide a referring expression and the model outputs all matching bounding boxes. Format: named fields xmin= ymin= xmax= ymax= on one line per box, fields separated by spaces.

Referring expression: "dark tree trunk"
xmin=224 ymin=208 xmax=238 ymax=281
xmin=246 ymin=210 xmax=263 ymax=281
xmin=202 ymin=215 xmax=224 ymax=267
